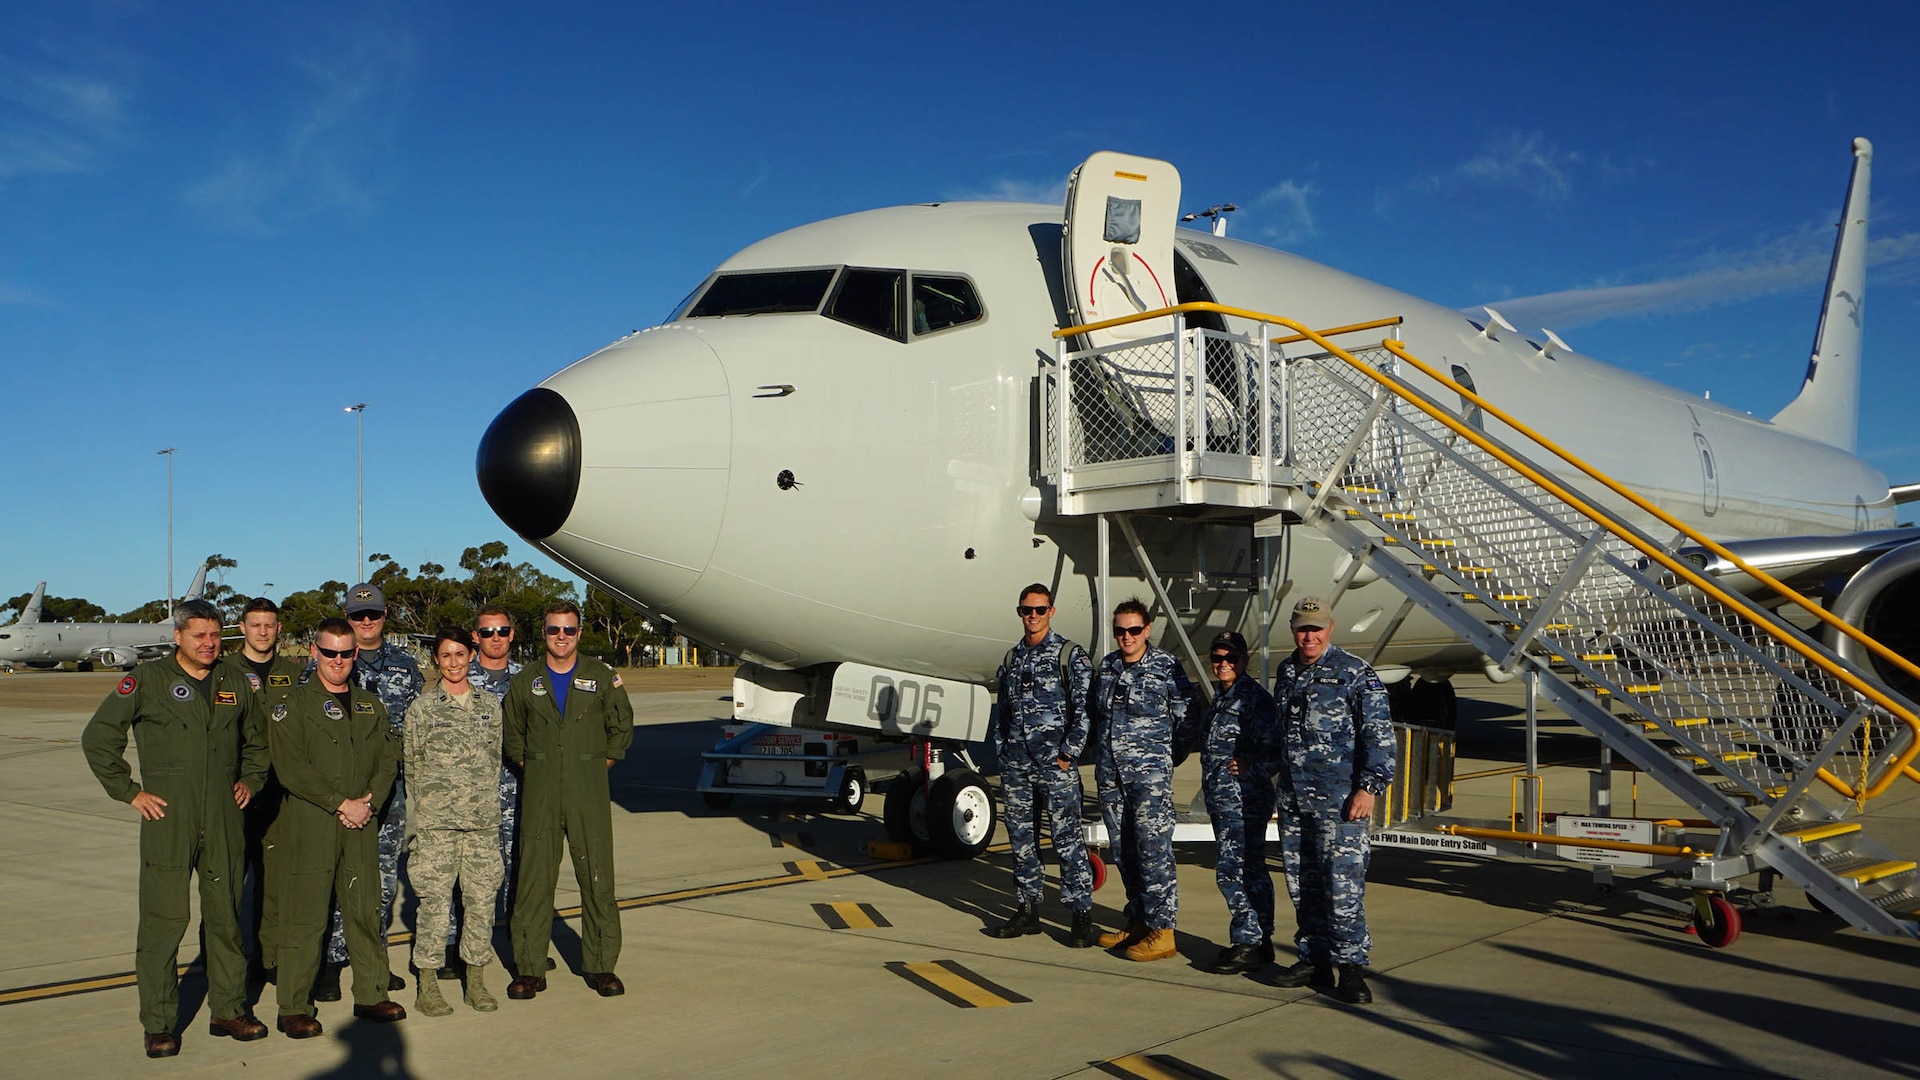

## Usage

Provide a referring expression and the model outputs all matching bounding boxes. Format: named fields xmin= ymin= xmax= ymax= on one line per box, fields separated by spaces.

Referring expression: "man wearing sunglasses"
xmin=266 ymin=618 xmax=405 ymax=1037
xmin=987 ymin=584 xmax=1096 ymax=946
xmin=1089 ymin=599 xmax=1193 ymax=962
xmin=503 ymin=600 xmax=634 ymax=1000
xmin=1267 ymin=596 xmax=1393 ymax=1004
xmin=466 ymin=606 xmax=524 ymax=952
xmin=312 ymin=583 xmax=423 ymax=1003
xmin=1191 ymin=631 xmax=1281 ymax=975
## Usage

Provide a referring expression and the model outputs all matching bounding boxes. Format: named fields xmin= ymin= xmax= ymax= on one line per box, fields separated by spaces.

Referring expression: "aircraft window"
xmin=826 ymin=268 xmax=905 ymax=341
xmin=687 ymin=269 xmax=837 ymax=317
xmin=910 ymin=275 xmax=983 ymax=336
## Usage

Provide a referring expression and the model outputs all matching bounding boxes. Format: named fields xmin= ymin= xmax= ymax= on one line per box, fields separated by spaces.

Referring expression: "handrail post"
xmin=1259 ymin=321 xmax=1273 ymax=502
xmin=1173 ymin=312 xmax=1189 ymax=493
xmin=1054 ymin=336 xmax=1071 ymax=490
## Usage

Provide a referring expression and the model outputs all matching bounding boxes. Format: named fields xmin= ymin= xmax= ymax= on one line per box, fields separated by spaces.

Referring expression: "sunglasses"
xmin=316 ymin=645 xmax=357 ymax=659
xmin=348 ymin=610 xmax=385 ymax=622
xmin=1112 ymin=624 xmax=1149 ymax=638
xmin=544 ymin=625 xmax=581 ymax=637
xmin=1209 ymin=653 xmax=1240 ymax=664
xmin=1016 ymin=605 xmax=1049 ymax=617
xmin=475 ymin=627 xmax=511 ymax=638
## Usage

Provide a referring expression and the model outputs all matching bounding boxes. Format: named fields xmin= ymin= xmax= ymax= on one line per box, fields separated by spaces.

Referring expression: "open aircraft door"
xmin=1062 ymin=151 xmax=1182 ymax=351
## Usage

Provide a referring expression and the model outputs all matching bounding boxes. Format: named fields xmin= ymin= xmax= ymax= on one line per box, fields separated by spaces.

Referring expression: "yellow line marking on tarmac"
xmin=1096 ymin=1053 xmax=1234 ymax=1080
xmin=886 ymin=960 xmax=1030 ymax=1008
xmin=813 ymin=901 xmax=890 ymax=929
xmin=0 ymin=842 xmax=1009 ymax=1007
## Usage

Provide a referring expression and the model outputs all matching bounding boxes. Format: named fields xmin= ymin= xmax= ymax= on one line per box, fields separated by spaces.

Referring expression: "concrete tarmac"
xmin=1 ymin=670 xmax=1915 ymax=1078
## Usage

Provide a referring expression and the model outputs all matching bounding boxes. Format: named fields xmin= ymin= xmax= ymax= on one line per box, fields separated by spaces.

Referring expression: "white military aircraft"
xmin=0 ymin=562 xmax=211 ymax=672
xmin=477 ymin=141 xmax=1907 ymax=847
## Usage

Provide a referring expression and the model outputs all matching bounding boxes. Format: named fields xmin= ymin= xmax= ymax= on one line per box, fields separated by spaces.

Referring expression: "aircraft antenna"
xmin=1180 ymin=203 xmax=1239 ymax=237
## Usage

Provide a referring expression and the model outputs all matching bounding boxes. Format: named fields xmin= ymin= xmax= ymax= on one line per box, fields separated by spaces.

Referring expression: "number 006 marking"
xmin=867 ymin=676 xmax=945 ymax=730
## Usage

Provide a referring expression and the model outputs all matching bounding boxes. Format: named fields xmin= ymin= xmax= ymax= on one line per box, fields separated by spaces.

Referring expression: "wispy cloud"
xmin=183 ymin=21 xmax=414 ymax=233
xmin=946 ymin=176 xmax=1066 ymax=205
xmin=1250 ymin=178 xmax=1317 ymax=245
xmin=0 ymin=46 xmax=131 ymax=180
xmin=1377 ymin=131 xmax=1583 ymax=215
xmin=1477 ymin=228 xmax=1920 ymax=331
xmin=0 ymin=279 xmax=52 ymax=306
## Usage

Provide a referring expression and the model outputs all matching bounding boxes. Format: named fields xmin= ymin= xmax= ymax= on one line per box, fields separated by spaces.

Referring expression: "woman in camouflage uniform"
xmin=406 ymin=629 xmax=506 ymax=1015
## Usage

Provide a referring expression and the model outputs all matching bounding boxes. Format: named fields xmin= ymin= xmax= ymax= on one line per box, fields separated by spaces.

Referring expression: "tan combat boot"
xmin=464 ymin=963 xmax=499 ymax=1012
xmin=1096 ymin=920 xmax=1148 ymax=950
xmin=1125 ymin=927 xmax=1177 ymax=962
xmin=415 ymin=970 xmax=453 ymax=1017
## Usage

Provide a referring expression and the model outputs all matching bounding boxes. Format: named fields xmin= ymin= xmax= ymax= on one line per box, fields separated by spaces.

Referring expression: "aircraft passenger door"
xmin=1061 ymin=151 xmax=1183 ymax=351
xmin=1694 ymin=431 xmax=1722 ymax=517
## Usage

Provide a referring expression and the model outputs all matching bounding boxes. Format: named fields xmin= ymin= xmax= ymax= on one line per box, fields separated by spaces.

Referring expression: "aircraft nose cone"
xmin=477 ymin=387 xmax=582 ymax=541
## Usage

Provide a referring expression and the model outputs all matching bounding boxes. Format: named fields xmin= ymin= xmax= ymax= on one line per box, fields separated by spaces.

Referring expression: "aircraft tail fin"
xmin=1771 ymin=137 xmax=1872 ymax=452
xmin=181 ymin=561 xmax=210 ymax=602
xmin=7 ymin=582 xmax=45 ymax=626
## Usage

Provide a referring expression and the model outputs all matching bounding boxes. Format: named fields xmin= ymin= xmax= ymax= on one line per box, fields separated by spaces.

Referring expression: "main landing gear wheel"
xmin=927 ymin=769 xmax=997 ymax=859
xmin=1087 ymin=850 xmax=1107 ymax=891
xmin=884 ymin=768 xmax=932 ymax=853
xmin=1691 ymin=893 xmax=1742 ymax=948
xmin=830 ymin=766 xmax=868 ymax=816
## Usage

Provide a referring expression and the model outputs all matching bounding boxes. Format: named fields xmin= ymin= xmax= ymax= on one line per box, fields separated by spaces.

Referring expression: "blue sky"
xmin=6 ymin=1 xmax=1920 ymax=613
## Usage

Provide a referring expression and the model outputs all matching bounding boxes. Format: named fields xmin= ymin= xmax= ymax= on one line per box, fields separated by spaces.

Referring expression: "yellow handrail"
xmin=1052 ymin=301 xmax=1920 ymax=800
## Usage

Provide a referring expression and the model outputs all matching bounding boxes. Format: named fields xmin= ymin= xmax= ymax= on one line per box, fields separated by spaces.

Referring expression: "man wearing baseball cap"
xmin=1267 ymin=596 xmax=1394 ymax=1004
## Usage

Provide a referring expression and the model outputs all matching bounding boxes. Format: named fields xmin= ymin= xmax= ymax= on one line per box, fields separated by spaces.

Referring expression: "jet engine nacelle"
xmin=89 ymin=647 xmax=140 ymax=671
xmin=1828 ymin=542 xmax=1920 ymax=700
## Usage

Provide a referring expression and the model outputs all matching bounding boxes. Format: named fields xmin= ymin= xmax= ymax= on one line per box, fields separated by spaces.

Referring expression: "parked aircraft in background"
xmin=480 ymin=139 xmax=1908 ymax=698
xmin=1 ymin=583 xmax=44 ymax=628
xmin=0 ymin=562 xmax=210 ymax=672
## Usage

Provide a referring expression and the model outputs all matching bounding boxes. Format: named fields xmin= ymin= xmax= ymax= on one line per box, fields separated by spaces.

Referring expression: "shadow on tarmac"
xmin=306 ymin=1015 xmax=416 ymax=1080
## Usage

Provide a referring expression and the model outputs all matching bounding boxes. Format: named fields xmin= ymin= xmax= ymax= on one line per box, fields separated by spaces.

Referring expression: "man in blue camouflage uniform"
xmin=988 ymin=584 xmax=1097 ymax=947
xmin=313 ymin=583 xmax=424 ymax=1002
xmin=1267 ymin=596 xmax=1394 ymax=1004
xmin=1184 ymin=631 xmax=1280 ymax=975
xmin=1090 ymin=598 xmax=1193 ymax=962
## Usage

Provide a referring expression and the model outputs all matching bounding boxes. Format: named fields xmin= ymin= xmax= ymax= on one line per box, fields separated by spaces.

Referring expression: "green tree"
xmin=584 ymin=585 xmax=659 ymax=667
xmin=280 ymin=581 xmax=349 ymax=640
xmin=3 ymin=593 xmax=106 ymax=623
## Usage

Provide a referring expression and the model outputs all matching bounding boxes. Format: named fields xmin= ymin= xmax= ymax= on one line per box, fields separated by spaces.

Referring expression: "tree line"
xmin=2 ymin=541 xmax=668 ymax=667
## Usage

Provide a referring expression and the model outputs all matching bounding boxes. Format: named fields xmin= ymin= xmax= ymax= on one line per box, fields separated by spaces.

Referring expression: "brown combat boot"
xmin=1096 ymin=920 xmax=1147 ymax=949
xmin=1125 ymin=927 xmax=1177 ymax=962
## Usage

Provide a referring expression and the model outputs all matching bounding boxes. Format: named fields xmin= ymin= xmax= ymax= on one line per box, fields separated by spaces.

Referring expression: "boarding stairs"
xmin=1042 ymin=302 xmax=1920 ymax=939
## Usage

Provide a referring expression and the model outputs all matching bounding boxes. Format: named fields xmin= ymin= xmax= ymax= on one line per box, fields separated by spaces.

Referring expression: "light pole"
xmin=345 ymin=404 xmax=368 ymax=580
xmin=158 ymin=448 xmax=177 ymax=619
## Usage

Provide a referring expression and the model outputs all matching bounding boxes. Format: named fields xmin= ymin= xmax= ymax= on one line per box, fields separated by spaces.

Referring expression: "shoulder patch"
xmin=268 ymin=674 xmax=293 ymax=687
xmin=353 ymin=701 xmax=375 ymax=714
xmin=1365 ymin=676 xmax=1385 ymax=692
xmin=612 ymin=672 xmax=622 ymax=688
xmin=574 ymin=677 xmax=597 ymax=692
xmin=118 ymin=676 xmax=136 ymax=696
xmin=245 ymin=672 xmax=262 ymax=690
xmin=216 ymin=691 xmax=238 ymax=706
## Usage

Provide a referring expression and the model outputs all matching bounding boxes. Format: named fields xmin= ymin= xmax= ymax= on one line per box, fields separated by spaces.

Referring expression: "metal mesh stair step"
xmin=1816 ymin=852 xmax=1918 ymax=885
xmin=1871 ymin=889 xmax=1920 ymax=917
xmin=1716 ymin=779 xmax=1789 ymax=803
xmin=1673 ymin=749 xmax=1758 ymax=768
xmin=1777 ymin=821 xmax=1864 ymax=845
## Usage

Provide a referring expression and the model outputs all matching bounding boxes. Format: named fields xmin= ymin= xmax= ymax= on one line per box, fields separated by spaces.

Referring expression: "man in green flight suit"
xmin=265 ymin=617 xmax=406 ymax=1037
xmin=503 ymin=600 xmax=634 ymax=1000
xmin=216 ymin=595 xmax=307 ymax=985
xmin=82 ymin=599 xmax=272 ymax=1058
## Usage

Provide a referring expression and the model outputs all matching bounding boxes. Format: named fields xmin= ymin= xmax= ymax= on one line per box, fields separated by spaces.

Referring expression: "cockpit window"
xmin=687 ymin=269 xmax=837 ymax=317
xmin=826 ymin=268 xmax=905 ymax=341
xmin=910 ymin=275 xmax=983 ymax=336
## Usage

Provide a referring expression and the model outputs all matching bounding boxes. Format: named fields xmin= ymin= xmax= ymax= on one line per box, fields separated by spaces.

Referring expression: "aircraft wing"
xmin=1678 ymin=527 xmax=1920 ymax=596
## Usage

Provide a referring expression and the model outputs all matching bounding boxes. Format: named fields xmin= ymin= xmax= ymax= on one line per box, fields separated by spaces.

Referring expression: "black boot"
xmin=1207 ymin=942 xmax=1265 ymax=975
xmin=1066 ymin=908 xmax=1098 ymax=948
xmin=1335 ymin=964 xmax=1373 ymax=1004
xmin=1258 ymin=938 xmax=1275 ymax=966
xmin=1266 ymin=958 xmax=1332 ymax=988
xmin=311 ymin=962 xmax=343 ymax=1002
xmin=987 ymin=902 xmax=1042 ymax=938
xmin=387 ymin=971 xmax=406 ymax=991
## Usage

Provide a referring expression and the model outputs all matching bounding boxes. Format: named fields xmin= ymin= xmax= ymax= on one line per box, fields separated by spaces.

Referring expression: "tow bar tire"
xmin=927 ymin=769 xmax=996 ymax=859
xmin=884 ymin=769 xmax=932 ymax=853
xmin=831 ymin=766 xmax=868 ymax=816
xmin=1692 ymin=893 xmax=1742 ymax=948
